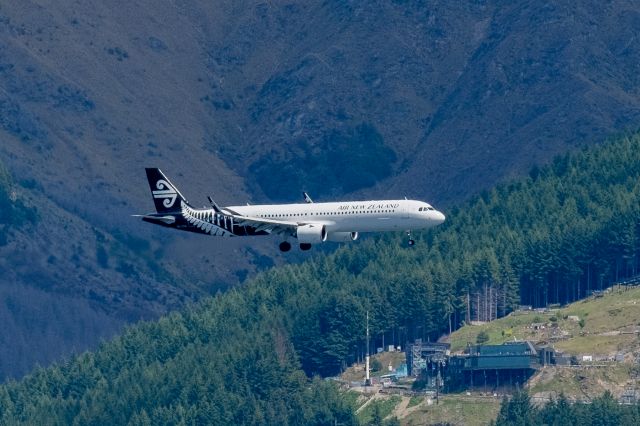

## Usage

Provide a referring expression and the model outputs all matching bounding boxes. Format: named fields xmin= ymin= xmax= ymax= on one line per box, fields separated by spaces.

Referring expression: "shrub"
xmin=370 ymin=358 xmax=382 ymax=372
xmin=476 ymin=330 xmax=489 ymax=344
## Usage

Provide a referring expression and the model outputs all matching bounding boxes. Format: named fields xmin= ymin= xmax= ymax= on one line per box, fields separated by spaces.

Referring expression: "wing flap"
xmin=232 ymin=214 xmax=305 ymax=236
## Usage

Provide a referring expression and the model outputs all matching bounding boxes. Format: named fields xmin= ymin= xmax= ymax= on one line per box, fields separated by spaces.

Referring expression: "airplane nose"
xmin=433 ymin=211 xmax=445 ymax=224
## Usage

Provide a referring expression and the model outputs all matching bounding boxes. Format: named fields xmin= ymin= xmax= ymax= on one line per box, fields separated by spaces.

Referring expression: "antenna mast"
xmin=365 ymin=310 xmax=371 ymax=386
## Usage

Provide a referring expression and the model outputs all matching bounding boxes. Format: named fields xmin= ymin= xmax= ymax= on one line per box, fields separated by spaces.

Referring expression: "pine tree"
xmin=495 ymin=390 xmax=536 ymax=426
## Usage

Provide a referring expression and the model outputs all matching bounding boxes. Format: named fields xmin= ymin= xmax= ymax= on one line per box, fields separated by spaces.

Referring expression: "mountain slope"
xmin=3 ymin=133 xmax=640 ymax=424
xmin=0 ymin=159 xmax=201 ymax=379
xmin=2 ymin=0 xmax=640 ymax=379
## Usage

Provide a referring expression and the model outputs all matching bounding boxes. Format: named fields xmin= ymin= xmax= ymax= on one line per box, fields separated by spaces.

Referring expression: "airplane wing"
xmin=231 ymin=214 xmax=302 ymax=235
xmin=181 ymin=201 xmax=309 ymax=236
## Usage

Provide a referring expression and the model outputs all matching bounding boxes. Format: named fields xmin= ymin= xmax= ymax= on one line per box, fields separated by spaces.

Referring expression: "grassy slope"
xmin=346 ymin=391 xmax=501 ymax=426
xmin=446 ymin=286 xmax=640 ymax=402
xmin=343 ymin=350 xmax=501 ymax=425
xmin=448 ymin=286 xmax=640 ymax=355
xmin=346 ymin=287 xmax=640 ymax=424
xmin=357 ymin=395 xmax=402 ymax=424
xmin=402 ymin=395 xmax=501 ymax=426
xmin=527 ymin=364 xmax=633 ymax=400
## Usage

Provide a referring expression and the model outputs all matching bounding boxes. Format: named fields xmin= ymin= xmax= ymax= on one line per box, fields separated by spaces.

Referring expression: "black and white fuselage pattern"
xmin=181 ymin=202 xmax=268 ymax=237
xmin=180 ymin=199 xmax=445 ymax=237
xmin=141 ymin=168 xmax=446 ymax=243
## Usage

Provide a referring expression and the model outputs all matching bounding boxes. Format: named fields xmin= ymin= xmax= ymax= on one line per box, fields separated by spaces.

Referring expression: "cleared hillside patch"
xmin=402 ymin=395 xmax=501 ymax=426
xmin=449 ymin=287 xmax=640 ymax=356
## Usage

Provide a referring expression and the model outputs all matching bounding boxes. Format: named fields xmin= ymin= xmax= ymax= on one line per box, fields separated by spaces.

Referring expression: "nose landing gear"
xmin=406 ymin=230 xmax=415 ymax=247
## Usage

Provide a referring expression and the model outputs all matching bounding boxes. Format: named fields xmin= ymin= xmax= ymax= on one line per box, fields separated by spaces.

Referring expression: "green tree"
xmin=539 ymin=394 xmax=574 ymax=426
xmin=370 ymin=403 xmax=384 ymax=426
xmin=476 ymin=330 xmax=489 ymax=344
xmin=590 ymin=391 xmax=621 ymax=426
xmin=495 ymin=390 xmax=536 ymax=426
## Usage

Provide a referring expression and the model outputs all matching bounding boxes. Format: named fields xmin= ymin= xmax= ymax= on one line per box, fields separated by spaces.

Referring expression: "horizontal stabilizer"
xmin=133 ymin=214 xmax=176 ymax=225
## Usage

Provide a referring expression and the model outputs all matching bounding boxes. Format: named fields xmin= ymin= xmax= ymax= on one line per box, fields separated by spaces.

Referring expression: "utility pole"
xmin=436 ymin=361 xmax=440 ymax=405
xmin=365 ymin=310 xmax=371 ymax=386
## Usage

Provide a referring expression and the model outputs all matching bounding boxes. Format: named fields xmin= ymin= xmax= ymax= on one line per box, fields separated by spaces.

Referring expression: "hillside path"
xmin=387 ymin=396 xmax=428 ymax=420
xmin=356 ymin=392 xmax=382 ymax=414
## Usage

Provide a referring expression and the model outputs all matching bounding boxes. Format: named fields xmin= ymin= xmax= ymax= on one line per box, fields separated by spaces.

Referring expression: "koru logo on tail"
xmin=152 ymin=179 xmax=178 ymax=208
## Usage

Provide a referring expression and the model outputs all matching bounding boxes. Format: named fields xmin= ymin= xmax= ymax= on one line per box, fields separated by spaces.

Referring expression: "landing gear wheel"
xmin=279 ymin=241 xmax=292 ymax=252
xmin=300 ymin=243 xmax=312 ymax=251
xmin=406 ymin=230 xmax=415 ymax=247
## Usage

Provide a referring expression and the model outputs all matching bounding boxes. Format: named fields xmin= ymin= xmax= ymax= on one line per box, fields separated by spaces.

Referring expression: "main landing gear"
xmin=279 ymin=241 xmax=292 ymax=252
xmin=406 ymin=230 xmax=415 ymax=247
xmin=279 ymin=241 xmax=313 ymax=252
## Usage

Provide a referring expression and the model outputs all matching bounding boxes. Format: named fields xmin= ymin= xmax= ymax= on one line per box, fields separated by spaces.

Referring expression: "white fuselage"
xmin=229 ymin=199 xmax=445 ymax=234
xmin=142 ymin=168 xmax=446 ymax=247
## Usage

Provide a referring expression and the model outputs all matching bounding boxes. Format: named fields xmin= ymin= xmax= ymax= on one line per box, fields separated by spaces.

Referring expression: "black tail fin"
xmin=145 ymin=168 xmax=189 ymax=213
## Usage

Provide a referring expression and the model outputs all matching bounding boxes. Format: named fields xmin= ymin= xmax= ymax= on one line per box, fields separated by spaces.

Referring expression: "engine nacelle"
xmin=296 ymin=224 xmax=327 ymax=243
xmin=326 ymin=231 xmax=359 ymax=242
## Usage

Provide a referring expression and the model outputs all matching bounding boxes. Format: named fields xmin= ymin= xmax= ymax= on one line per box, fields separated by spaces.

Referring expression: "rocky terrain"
xmin=2 ymin=0 xmax=640 ymax=379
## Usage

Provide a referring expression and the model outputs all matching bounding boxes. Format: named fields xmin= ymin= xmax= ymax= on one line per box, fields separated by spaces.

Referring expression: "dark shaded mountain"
xmin=2 ymin=133 xmax=640 ymax=424
xmin=1 ymin=0 xmax=640 ymax=379
xmin=0 ymin=160 xmax=201 ymax=379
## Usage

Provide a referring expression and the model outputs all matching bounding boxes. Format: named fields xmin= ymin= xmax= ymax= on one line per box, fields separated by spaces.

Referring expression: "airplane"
xmin=139 ymin=168 xmax=445 ymax=252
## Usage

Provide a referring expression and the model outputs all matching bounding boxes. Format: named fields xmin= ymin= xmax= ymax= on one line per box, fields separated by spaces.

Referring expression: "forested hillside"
xmin=0 ymin=299 xmax=357 ymax=425
xmin=3 ymin=0 xmax=640 ymax=381
xmin=494 ymin=391 xmax=640 ymax=426
xmin=2 ymin=132 xmax=640 ymax=424
xmin=258 ymin=133 xmax=640 ymax=376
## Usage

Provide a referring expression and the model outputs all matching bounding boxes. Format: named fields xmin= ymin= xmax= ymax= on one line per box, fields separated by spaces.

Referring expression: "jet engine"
xmin=326 ymin=231 xmax=359 ymax=242
xmin=296 ymin=224 xmax=327 ymax=243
